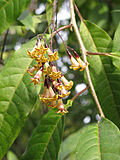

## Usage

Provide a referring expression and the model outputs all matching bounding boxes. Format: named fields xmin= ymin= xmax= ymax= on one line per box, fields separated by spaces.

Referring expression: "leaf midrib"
xmin=41 ymin=116 xmax=62 ymax=160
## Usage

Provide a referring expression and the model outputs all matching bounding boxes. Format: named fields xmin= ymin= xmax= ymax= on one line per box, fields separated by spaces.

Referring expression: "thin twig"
xmin=69 ymin=0 xmax=105 ymax=118
xmin=40 ymin=22 xmax=52 ymax=40
xmin=50 ymin=29 xmax=53 ymax=51
xmin=55 ymin=0 xmax=58 ymax=28
xmin=53 ymin=24 xmax=72 ymax=36
xmin=53 ymin=0 xmax=56 ymax=29
xmin=72 ymin=85 xmax=89 ymax=101
xmin=50 ymin=0 xmax=56 ymax=51
xmin=0 ymin=29 xmax=9 ymax=64
xmin=87 ymin=51 xmax=120 ymax=58
xmin=54 ymin=28 xmax=68 ymax=50
xmin=74 ymin=4 xmax=84 ymax=22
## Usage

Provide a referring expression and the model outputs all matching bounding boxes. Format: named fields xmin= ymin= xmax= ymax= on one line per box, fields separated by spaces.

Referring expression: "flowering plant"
xmin=0 ymin=0 xmax=120 ymax=159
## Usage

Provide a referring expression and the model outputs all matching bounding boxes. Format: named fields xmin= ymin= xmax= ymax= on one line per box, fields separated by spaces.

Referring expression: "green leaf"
xmin=59 ymin=118 xmax=120 ymax=160
xmin=21 ymin=109 xmax=64 ymax=160
xmin=7 ymin=151 xmax=18 ymax=160
xmin=0 ymin=0 xmax=31 ymax=35
xmin=17 ymin=10 xmax=35 ymax=33
xmin=112 ymin=23 xmax=120 ymax=70
xmin=32 ymin=14 xmax=47 ymax=25
xmin=0 ymin=37 xmax=42 ymax=159
xmin=80 ymin=20 xmax=120 ymax=127
xmin=58 ymin=126 xmax=86 ymax=160
xmin=46 ymin=3 xmax=53 ymax=33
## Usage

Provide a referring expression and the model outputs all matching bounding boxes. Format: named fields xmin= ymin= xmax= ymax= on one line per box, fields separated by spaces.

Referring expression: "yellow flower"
xmin=70 ymin=56 xmax=81 ymax=70
xmin=49 ymin=86 xmax=58 ymax=101
xmin=31 ymin=68 xmax=43 ymax=85
xmin=35 ymin=44 xmax=48 ymax=55
xmin=48 ymin=51 xmax=59 ymax=62
xmin=76 ymin=57 xmax=87 ymax=71
xmin=27 ymin=67 xmax=36 ymax=76
xmin=31 ymin=78 xmax=39 ymax=85
xmin=40 ymin=88 xmax=50 ymax=105
xmin=27 ymin=50 xmax=36 ymax=59
xmin=40 ymin=86 xmax=58 ymax=105
xmin=67 ymin=49 xmax=86 ymax=71
xmin=52 ymin=81 xmax=63 ymax=91
xmin=49 ymin=71 xmax=61 ymax=81
xmin=60 ymin=86 xmax=71 ymax=98
xmin=47 ymin=66 xmax=61 ymax=81
xmin=49 ymin=101 xmax=57 ymax=108
xmin=61 ymin=75 xmax=73 ymax=90
xmin=56 ymin=99 xmax=68 ymax=115
xmin=35 ymin=55 xmax=48 ymax=63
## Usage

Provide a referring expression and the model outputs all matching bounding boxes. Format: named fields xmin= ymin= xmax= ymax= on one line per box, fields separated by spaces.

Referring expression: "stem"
xmin=69 ymin=0 xmax=105 ymax=118
xmin=53 ymin=24 xmax=72 ymax=36
xmin=55 ymin=0 xmax=58 ymax=28
xmin=40 ymin=23 xmax=52 ymax=40
xmin=54 ymin=28 xmax=68 ymax=50
xmin=74 ymin=4 xmax=84 ymax=22
xmin=50 ymin=0 xmax=56 ymax=51
xmin=53 ymin=0 xmax=56 ymax=30
xmin=87 ymin=51 xmax=120 ymax=58
xmin=72 ymin=85 xmax=89 ymax=101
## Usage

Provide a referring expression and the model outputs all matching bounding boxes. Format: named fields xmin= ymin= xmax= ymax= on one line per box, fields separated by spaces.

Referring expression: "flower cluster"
xmin=27 ymin=37 xmax=73 ymax=114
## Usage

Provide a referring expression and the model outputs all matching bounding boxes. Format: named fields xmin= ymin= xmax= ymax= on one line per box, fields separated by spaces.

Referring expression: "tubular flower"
xmin=47 ymin=66 xmax=61 ymax=81
xmin=60 ymin=86 xmax=71 ymax=98
xmin=73 ymin=50 xmax=87 ymax=71
xmin=27 ymin=36 xmax=73 ymax=115
xmin=40 ymin=88 xmax=50 ymax=105
xmin=67 ymin=50 xmax=80 ymax=70
xmin=56 ymin=98 xmax=68 ymax=115
xmin=52 ymin=81 xmax=63 ymax=91
xmin=67 ymin=49 xmax=87 ymax=71
xmin=61 ymin=74 xmax=73 ymax=90
xmin=31 ymin=67 xmax=43 ymax=85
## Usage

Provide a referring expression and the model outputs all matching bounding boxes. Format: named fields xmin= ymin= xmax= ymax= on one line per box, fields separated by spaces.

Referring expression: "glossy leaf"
xmin=0 ymin=0 xmax=31 ymax=35
xmin=0 ymin=37 xmax=41 ymax=159
xmin=21 ymin=109 xmax=64 ymax=160
xmin=80 ymin=20 xmax=120 ymax=127
xmin=59 ymin=118 xmax=120 ymax=160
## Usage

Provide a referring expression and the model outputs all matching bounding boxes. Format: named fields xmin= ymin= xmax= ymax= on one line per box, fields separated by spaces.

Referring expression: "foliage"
xmin=0 ymin=0 xmax=31 ymax=35
xmin=80 ymin=20 xmax=120 ymax=127
xmin=21 ymin=109 xmax=64 ymax=160
xmin=0 ymin=0 xmax=120 ymax=159
xmin=59 ymin=118 xmax=120 ymax=160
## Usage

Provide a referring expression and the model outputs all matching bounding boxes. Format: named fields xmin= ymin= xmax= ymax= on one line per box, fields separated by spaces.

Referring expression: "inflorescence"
xmin=27 ymin=36 xmax=87 ymax=115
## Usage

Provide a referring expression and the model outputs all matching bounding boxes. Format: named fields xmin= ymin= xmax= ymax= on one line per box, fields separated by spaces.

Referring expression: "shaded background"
xmin=1 ymin=0 xmax=120 ymax=159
